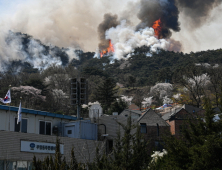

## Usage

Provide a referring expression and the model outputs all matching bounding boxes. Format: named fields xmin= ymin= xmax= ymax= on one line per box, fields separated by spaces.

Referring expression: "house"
xmin=137 ymin=109 xmax=170 ymax=151
xmin=128 ymin=103 xmax=140 ymax=110
xmin=161 ymin=104 xmax=204 ymax=138
xmin=95 ymin=108 xmax=170 ymax=153
xmin=162 ymin=108 xmax=190 ymax=137
xmin=0 ymin=104 xmax=101 ymax=170
xmin=96 ymin=114 xmax=130 ymax=153
xmin=119 ymin=109 xmax=142 ymax=120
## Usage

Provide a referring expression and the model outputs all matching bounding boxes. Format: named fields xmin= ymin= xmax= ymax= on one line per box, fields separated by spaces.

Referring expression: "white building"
xmin=0 ymin=104 xmax=100 ymax=170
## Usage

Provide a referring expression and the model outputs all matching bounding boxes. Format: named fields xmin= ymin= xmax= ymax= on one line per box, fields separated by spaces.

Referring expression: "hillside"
xmin=1 ymin=32 xmax=222 ymax=115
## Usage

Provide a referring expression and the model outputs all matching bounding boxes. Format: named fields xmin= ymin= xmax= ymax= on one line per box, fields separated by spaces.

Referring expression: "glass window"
xmin=140 ymin=123 xmax=147 ymax=134
xmin=17 ymin=161 xmax=27 ymax=170
xmin=21 ymin=119 xmax=27 ymax=133
xmin=0 ymin=160 xmax=4 ymax=170
xmin=15 ymin=118 xmax=20 ymax=132
xmin=68 ymin=130 xmax=72 ymax=134
xmin=108 ymin=140 xmax=113 ymax=153
xmin=6 ymin=161 xmax=16 ymax=170
xmin=46 ymin=122 xmax=51 ymax=135
xmin=28 ymin=162 xmax=33 ymax=170
xmin=39 ymin=121 xmax=51 ymax=135
xmin=39 ymin=121 xmax=45 ymax=135
xmin=14 ymin=118 xmax=28 ymax=133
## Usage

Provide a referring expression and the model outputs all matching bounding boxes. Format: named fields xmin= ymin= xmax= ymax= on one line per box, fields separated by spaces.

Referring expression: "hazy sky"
xmin=0 ymin=0 xmax=221 ymax=53
xmin=0 ymin=0 xmax=28 ymax=16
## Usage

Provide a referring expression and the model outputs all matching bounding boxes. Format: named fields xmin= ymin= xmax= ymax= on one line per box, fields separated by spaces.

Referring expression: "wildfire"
xmin=152 ymin=19 xmax=162 ymax=39
xmin=100 ymin=40 xmax=114 ymax=58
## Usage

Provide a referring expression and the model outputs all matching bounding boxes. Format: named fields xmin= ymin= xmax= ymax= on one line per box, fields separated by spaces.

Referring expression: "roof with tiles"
xmin=119 ymin=109 xmax=142 ymax=117
xmin=138 ymin=108 xmax=169 ymax=126
xmin=162 ymin=104 xmax=203 ymax=121
xmin=162 ymin=107 xmax=184 ymax=121
xmin=182 ymin=104 xmax=203 ymax=114
xmin=0 ymin=104 xmax=77 ymax=120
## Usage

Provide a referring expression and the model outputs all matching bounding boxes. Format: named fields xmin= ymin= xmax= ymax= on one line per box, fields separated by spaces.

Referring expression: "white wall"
xmin=0 ymin=109 xmax=70 ymax=135
xmin=89 ymin=104 xmax=103 ymax=119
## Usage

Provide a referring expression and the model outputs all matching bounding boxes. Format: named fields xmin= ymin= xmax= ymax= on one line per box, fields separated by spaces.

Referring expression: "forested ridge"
xmin=1 ymin=32 xmax=222 ymax=115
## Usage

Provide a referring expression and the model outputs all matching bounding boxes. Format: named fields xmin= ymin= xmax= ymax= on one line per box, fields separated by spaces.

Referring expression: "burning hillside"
xmin=0 ymin=0 xmax=221 ymax=71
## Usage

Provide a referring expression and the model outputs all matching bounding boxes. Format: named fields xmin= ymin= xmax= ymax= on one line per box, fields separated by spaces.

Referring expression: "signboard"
xmin=21 ymin=140 xmax=64 ymax=154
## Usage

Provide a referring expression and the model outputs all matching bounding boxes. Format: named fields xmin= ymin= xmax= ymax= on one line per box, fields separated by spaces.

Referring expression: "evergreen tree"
xmin=32 ymin=138 xmax=86 ymax=170
xmin=151 ymin=98 xmax=222 ymax=170
xmin=128 ymin=75 xmax=136 ymax=89
xmin=107 ymin=97 xmax=128 ymax=115
xmin=91 ymin=116 xmax=150 ymax=170
xmin=95 ymin=77 xmax=118 ymax=114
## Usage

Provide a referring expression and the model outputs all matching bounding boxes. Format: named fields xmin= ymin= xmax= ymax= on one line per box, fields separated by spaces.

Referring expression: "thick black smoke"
xmin=136 ymin=0 xmax=180 ymax=39
xmin=97 ymin=13 xmax=120 ymax=50
xmin=176 ymin=0 xmax=222 ymax=27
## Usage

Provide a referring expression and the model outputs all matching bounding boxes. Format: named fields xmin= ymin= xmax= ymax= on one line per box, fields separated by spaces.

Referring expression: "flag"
xmin=0 ymin=89 xmax=11 ymax=104
xmin=17 ymin=101 xmax=22 ymax=124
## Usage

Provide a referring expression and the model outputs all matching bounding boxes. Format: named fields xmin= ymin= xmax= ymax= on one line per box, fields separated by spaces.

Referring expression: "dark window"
xmin=108 ymin=140 xmax=113 ymax=153
xmin=39 ymin=121 xmax=51 ymax=135
xmin=14 ymin=118 xmax=20 ymax=132
xmin=140 ymin=123 xmax=147 ymax=133
xmin=22 ymin=119 xmax=27 ymax=133
xmin=14 ymin=118 xmax=27 ymax=133
xmin=179 ymin=125 xmax=187 ymax=133
xmin=46 ymin=122 xmax=51 ymax=135
xmin=68 ymin=130 xmax=72 ymax=134
xmin=39 ymin=121 xmax=45 ymax=135
xmin=157 ymin=123 xmax=159 ymax=136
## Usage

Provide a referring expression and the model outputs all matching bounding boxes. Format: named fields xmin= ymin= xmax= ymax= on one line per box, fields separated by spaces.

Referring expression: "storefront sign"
xmin=21 ymin=140 xmax=64 ymax=154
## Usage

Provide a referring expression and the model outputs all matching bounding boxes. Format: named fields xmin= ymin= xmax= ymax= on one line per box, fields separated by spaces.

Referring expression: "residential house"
xmin=161 ymin=104 xmax=204 ymax=138
xmin=137 ymin=109 xmax=170 ymax=151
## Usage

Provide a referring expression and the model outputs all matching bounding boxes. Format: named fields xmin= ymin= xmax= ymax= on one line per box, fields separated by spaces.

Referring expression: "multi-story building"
xmin=0 ymin=104 xmax=100 ymax=170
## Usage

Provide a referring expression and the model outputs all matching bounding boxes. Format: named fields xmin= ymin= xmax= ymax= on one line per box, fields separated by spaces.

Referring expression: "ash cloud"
xmin=98 ymin=13 xmax=120 ymax=50
xmin=136 ymin=0 xmax=180 ymax=38
xmin=176 ymin=0 xmax=222 ymax=27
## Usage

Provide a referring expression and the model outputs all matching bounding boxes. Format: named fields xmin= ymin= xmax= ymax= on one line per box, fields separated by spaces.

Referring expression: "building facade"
xmin=0 ymin=104 xmax=101 ymax=170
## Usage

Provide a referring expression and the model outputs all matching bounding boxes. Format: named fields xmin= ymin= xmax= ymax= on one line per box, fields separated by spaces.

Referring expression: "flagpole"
xmin=8 ymin=85 xmax=11 ymax=131
xmin=20 ymin=97 xmax=22 ymax=133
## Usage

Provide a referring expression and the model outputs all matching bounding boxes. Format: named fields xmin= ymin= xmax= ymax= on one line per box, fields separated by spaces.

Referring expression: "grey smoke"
xmin=136 ymin=0 xmax=180 ymax=38
xmin=176 ymin=0 xmax=222 ymax=27
xmin=98 ymin=13 xmax=120 ymax=50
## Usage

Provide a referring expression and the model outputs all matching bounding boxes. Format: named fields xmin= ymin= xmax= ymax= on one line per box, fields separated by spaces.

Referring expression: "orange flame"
xmin=100 ymin=40 xmax=114 ymax=58
xmin=152 ymin=19 xmax=162 ymax=39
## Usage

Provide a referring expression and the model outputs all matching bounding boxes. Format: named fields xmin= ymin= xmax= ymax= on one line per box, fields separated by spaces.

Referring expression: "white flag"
xmin=17 ymin=102 xmax=22 ymax=124
xmin=0 ymin=89 xmax=11 ymax=104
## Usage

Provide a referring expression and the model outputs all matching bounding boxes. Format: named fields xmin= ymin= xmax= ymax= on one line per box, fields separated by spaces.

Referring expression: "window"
xmin=0 ymin=160 xmax=4 ymax=170
xmin=14 ymin=118 xmax=27 ymax=133
xmin=68 ymin=130 xmax=72 ymax=134
xmin=140 ymin=123 xmax=147 ymax=133
xmin=108 ymin=140 xmax=113 ymax=153
xmin=39 ymin=121 xmax=51 ymax=135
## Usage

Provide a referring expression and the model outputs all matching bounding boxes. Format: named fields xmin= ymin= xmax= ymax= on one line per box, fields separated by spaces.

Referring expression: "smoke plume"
xmin=98 ymin=13 xmax=120 ymax=50
xmin=105 ymin=20 xmax=169 ymax=60
xmin=176 ymin=0 xmax=222 ymax=27
xmin=136 ymin=0 xmax=180 ymax=38
xmin=0 ymin=0 xmax=221 ymax=68
xmin=0 ymin=31 xmax=78 ymax=71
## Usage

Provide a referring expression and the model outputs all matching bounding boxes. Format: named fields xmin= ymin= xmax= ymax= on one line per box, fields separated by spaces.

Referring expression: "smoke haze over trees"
xmin=0 ymin=0 xmax=221 ymax=56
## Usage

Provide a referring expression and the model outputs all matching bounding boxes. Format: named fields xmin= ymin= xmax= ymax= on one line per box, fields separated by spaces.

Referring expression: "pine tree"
xmin=95 ymin=77 xmax=118 ymax=114
xmin=151 ymin=98 xmax=222 ymax=170
xmin=91 ymin=116 xmax=150 ymax=170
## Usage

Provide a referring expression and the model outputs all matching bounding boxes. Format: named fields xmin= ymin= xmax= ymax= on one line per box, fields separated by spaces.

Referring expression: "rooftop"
xmin=0 ymin=104 xmax=77 ymax=120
